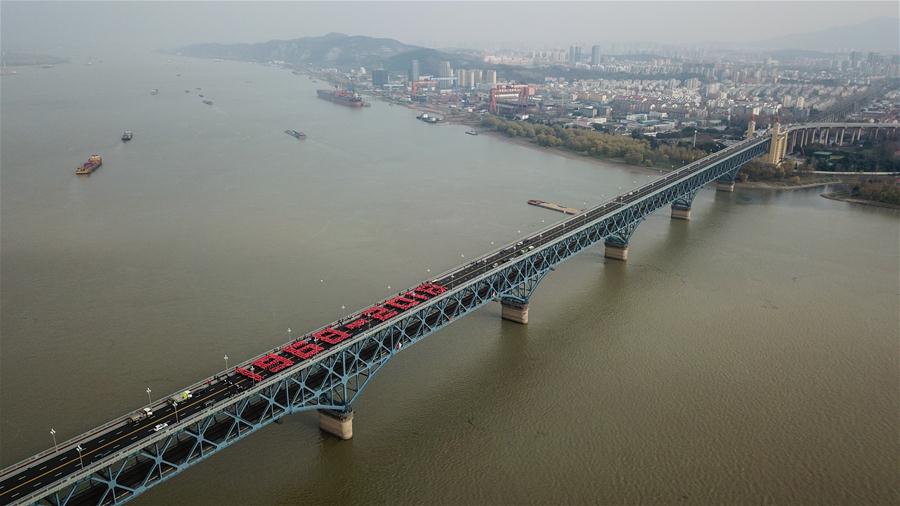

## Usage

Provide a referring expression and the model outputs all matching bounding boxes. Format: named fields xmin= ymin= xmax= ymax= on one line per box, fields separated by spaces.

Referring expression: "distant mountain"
xmin=178 ymin=33 xmax=416 ymax=67
xmin=757 ymin=17 xmax=900 ymax=53
xmin=177 ymin=33 xmax=481 ymax=73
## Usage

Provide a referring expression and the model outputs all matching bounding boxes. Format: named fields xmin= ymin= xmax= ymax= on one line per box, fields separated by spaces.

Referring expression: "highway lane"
xmin=0 ymin=383 xmax=239 ymax=503
xmin=0 ymin=137 xmax=764 ymax=505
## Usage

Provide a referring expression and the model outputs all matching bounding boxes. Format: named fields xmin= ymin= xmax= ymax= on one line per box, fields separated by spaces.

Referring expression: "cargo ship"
xmin=285 ymin=129 xmax=306 ymax=139
xmin=317 ymin=89 xmax=366 ymax=108
xmin=75 ymin=154 xmax=102 ymax=175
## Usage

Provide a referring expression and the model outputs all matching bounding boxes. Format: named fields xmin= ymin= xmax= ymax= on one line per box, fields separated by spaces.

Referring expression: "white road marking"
xmin=16 ymin=475 xmax=26 ymax=481
xmin=39 ymin=465 xmax=48 ymax=471
xmin=54 ymin=472 xmax=63 ymax=478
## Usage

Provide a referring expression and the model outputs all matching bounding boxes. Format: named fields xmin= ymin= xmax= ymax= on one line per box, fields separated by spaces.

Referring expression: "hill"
xmin=758 ymin=17 xmax=900 ymax=53
xmin=177 ymin=33 xmax=480 ymax=73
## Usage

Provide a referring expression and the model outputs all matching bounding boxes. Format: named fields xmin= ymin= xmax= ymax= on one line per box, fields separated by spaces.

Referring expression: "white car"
xmin=153 ymin=423 xmax=168 ymax=432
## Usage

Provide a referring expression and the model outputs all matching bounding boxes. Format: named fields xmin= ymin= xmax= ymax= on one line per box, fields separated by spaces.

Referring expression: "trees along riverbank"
xmin=479 ymin=116 xmax=707 ymax=169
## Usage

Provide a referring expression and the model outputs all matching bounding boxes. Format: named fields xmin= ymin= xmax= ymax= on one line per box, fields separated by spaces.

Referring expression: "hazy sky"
xmin=2 ymin=1 xmax=898 ymax=56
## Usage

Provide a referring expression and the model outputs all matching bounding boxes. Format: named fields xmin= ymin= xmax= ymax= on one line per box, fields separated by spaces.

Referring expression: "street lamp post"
xmin=146 ymin=387 xmax=152 ymax=405
xmin=174 ymin=401 xmax=180 ymax=423
xmin=50 ymin=428 xmax=58 ymax=453
xmin=76 ymin=445 xmax=84 ymax=469
xmin=224 ymin=353 xmax=229 ymax=370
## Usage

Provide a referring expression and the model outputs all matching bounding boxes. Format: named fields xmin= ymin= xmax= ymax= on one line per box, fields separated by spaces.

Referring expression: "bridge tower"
xmin=766 ymin=122 xmax=789 ymax=166
xmin=745 ymin=114 xmax=756 ymax=139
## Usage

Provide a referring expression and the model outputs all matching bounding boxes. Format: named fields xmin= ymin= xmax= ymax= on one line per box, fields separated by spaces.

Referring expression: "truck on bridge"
xmin=169 ymin=390 xmax=192 ymax=404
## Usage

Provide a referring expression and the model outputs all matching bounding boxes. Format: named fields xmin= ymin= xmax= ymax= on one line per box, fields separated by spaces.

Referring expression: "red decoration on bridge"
xmin=385 ymin=295 xmax=420 ymax=311
xmin=253 ymin=353 xmax=294 ymax=373
xmin=235 ymin=367 xmax=264 ymax=382
xmin=345 ymin=318 xmax=369 ymax=330
xmin=414 ymin=283 xmax=447 ymax=297
xmin=313 ymin=327 xmax=352 ymax=345
xmin=362 ymin=305 xmax=398 ymax=322
xmin=405 ymin=290 xmax=430 ymax=301
xmin=282 ymin=341 xmax=324 ymax=360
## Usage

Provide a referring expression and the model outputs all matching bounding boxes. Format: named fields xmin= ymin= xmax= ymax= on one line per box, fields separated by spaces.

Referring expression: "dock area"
xmin=527 ymin=199 xmax=580 ymax=215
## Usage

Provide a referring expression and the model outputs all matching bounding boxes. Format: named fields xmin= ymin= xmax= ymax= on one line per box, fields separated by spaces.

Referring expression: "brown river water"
xmin=2 ymin=55 xmax=898 ymax=505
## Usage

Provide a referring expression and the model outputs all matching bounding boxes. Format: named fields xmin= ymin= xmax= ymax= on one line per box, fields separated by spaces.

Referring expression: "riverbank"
xmin=736 ymin=178 xmax=841 ymax=191
xmin=478 ymin=126 xmax=855 ymax=192
xmin=821 ymin=191 xmax=900 ymax=210
xmin=480 ymin=129 xmax=660 ymax=173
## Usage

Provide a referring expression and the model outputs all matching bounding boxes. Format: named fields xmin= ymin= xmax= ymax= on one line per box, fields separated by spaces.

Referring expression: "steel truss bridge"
xmin=0 ymin=122 xmax=893 ymax=506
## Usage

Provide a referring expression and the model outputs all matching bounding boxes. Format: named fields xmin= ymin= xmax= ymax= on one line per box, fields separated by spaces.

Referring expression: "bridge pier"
xmin=671 ymin=206 xmax=691 ymax=220
xmin=604 ymin=241 xmax=629 ymax=261
xmin=319 ymin=409 xmax=353 ymax=440
xmin=715 ymin=180 xmax=735 ymax=192
xmin=500 ymin=299 xmax=529 ymax=324
xmin=670 ymin=190 xmax=698 ymax=221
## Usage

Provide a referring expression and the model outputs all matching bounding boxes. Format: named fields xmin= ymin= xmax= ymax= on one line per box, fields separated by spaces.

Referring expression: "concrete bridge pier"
xmin=319 ymin=409 xmax=353 ymax=439
xmin=671 ymin=204 xmax=692 ymax=220
xmin=715 ymin=176 xmax=735 ymax=192
xmin=670 ymin=190 xmax=699 ymax=220
xmin=500 ymin=298 xmax=529 ymax=324
xmin=604 ymin=239 xmax=629 ymax=261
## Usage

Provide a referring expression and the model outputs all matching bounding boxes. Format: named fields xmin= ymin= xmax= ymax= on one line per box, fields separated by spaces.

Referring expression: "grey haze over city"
xmin=2 ymin=1 xmax=899 ymax=56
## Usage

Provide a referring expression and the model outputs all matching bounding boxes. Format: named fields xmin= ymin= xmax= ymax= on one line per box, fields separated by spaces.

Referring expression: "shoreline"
xmin=473 ymin=127 xmax=858 ymax=193
xmin=479 ymin=129 xmax=666 ymax=174
xmin=736 ymin=180 xmax=840 ymax=191
xmin=821 ymin=191 xmax=900 ymax=210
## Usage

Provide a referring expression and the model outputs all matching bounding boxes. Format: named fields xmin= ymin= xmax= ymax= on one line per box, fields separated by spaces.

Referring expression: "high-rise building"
xmin=372 ymin=69 xmax=388 ymax=88
xmin=473 ymin=69 xmax=483 ymax=85
xmin=466 ymin=70 xmax=476 ymax=89
xmin=486 ymin=69 xmax=497 ymax=86
xmin=409 ymin=59 xmax=419 ymax=82
xmin=457 ymin=68 xmax=468 ymax=88
xmin=438 ymin=61 xmax=452 ymax=78
xmin=568 ymin=45 xmax=582 ymax=64
xmin=591 ymin=45 xmax=601 ymax=65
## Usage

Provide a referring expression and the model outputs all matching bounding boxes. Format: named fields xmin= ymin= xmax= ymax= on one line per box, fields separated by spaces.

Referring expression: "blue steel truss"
xmin=9 ymin=137 xmax=771 ymax=506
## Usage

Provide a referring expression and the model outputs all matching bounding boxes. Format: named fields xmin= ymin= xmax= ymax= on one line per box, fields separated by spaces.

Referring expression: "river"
xmin=1 ymin=54 xmax=897 ymax=505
